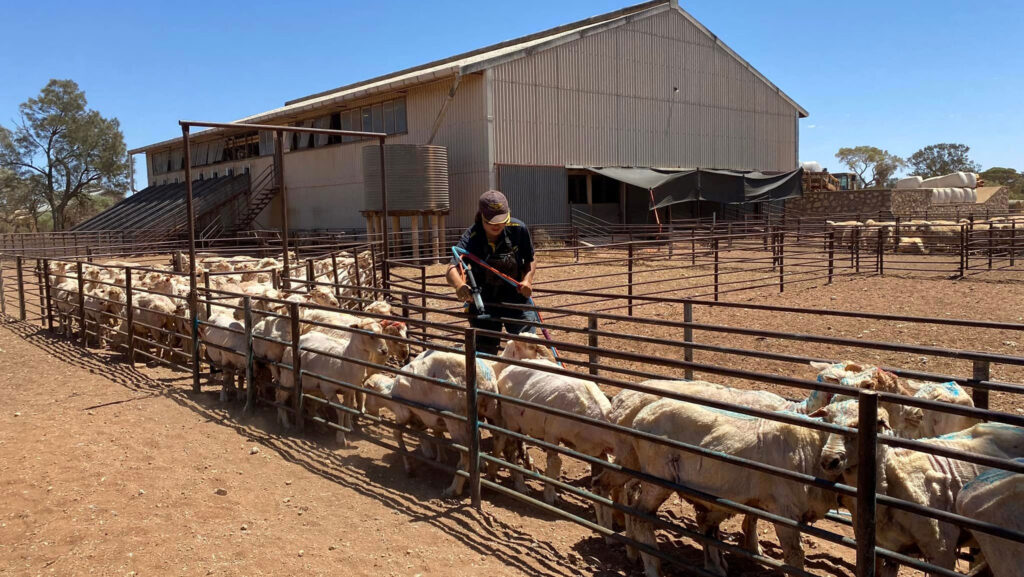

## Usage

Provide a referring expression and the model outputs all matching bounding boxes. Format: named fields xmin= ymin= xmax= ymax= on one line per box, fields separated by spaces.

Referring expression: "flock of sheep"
xmin=37 ymin=252 xmax=1024 ymax=577
xmin=826 ymin=215 xmax=1024 ymax=255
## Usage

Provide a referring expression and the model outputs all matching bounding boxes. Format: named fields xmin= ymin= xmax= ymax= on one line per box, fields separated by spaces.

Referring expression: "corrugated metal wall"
xmin=496 ymin=165 xmax=569 ymax=225
xmin=491 ymin=9 xmax=799 ymax=172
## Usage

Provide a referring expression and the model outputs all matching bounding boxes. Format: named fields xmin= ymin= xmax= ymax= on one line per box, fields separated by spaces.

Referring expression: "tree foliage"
xmin=906 ymin=143 xmax=981 ymax=179
xmin=834 ymin=146 xmax=904 ymax=188
xmin=980 ymin=167 xmax=1024 ymax=199
xmin=0 ymin=79 xmax=128 ymax=231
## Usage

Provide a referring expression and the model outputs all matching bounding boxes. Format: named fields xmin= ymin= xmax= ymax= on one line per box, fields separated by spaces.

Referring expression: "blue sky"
xmin=1 ymin=0 xmax=1020 ymax=182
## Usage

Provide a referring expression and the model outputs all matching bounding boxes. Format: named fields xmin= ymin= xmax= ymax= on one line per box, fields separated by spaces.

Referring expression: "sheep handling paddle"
xmin=451 ymin=245 xmax=562 ymax=365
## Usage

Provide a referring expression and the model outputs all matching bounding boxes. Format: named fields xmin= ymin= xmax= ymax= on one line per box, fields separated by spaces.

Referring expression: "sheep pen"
xmin=1 ymin=233 xmax=1023 ymax=577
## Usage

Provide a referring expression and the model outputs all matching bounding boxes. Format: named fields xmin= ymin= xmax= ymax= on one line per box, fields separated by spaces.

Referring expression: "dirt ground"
xmin=2 ymin=255 xmax=1023 ymax=576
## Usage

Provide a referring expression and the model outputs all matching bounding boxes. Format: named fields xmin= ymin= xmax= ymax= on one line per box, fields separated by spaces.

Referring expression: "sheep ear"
xmin=808 ymin=407 xmax=828 ymax=419
xmin=810 ymin=361 xmax=831 ymax=371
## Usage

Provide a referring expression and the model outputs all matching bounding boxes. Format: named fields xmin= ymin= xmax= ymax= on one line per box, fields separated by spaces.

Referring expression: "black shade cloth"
xmin=584 ymin=167 xmax=803 ymax=209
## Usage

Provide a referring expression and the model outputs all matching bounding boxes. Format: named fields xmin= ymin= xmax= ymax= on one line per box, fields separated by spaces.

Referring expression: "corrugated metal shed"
xmin=496 ymin=165 xmax=569 ymax=225
xmin=491 ymin=8 xmax=799 ymax=172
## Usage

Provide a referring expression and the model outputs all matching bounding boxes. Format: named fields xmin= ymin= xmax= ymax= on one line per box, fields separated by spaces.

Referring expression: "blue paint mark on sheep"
xmin=962 ymin=459 xmax=1024 ymax=489
xmin=475 ymin=359 xmax=494 ymax=383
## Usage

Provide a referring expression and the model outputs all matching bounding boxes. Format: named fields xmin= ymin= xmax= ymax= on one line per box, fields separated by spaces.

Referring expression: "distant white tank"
xmin=964 ymin=172 xmax=978 ymax=188
xmin=951 ymin=188 xmax=965 ymax=203
xmin=896 ymin=176 xmax=924 ymax=189
xmin=939 ymin=188 xmax=952 ymax=203
xmin=801 ymin=161 xmax=823 ymax=173
xmin=966 ymin=188 xmax=978 ymax=204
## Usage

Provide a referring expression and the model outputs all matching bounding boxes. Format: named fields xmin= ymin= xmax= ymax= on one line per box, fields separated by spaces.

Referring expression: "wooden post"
xmin=988 ymin=226 xmax=994 ymax=271
xmin=1011 ymin=221 xmax=1017 ymax=267
xmin=420 ymin=267 xmax=427 ymax=323
xmin=391 ymin=215 xmax=401 ymax=259
xmin=430 ymin=213 xmax=441 ymax=264
xmin=306 ymin=259 xmax=315 ymax=291
xmin=410 ymin=215 xmax=420 ymax=261
xmin=690 ymin=227 xmax=696 ymax=265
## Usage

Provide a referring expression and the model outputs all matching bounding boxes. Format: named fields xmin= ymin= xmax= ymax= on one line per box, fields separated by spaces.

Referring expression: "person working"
xmin=446 ymin=190 xmax=538 ymax=355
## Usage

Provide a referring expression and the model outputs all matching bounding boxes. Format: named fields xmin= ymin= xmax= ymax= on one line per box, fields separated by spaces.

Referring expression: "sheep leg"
xmin=275 ymin=387 xmax=291 ymax=429
xmin=488 ymin=432 xmax=508 ymax=480
xmin=394 ymin=425 xmax=415 ymax=476
xmin=543 ymin=449 xmax=562 ymax=505
xmin=442 ymin=418 xmax=468 ymax=498
xmin=742 ymin=514 xmax=762 ymax=556
xmin=773 ymin=522 xmax=804 ymax=571
xmin=696 ymin=507 xmax=729 ymax=577
xmin=625 ymin=480 xmax=672 ymax=576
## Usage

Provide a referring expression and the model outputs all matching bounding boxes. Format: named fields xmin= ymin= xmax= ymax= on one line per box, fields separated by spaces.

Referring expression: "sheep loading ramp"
xmin=72 ymin=173 xmax=254 ymax=244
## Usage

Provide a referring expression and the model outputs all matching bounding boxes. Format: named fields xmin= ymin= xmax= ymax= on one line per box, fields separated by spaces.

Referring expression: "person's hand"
xmin=518 ymin=280 xmax=532 ymax=298
xmin=456 ymin=284 xmax=472 ymax=302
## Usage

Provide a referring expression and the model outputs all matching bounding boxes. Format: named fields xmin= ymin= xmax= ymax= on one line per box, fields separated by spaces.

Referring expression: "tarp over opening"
xmin=584 ymin=167 xmax=803 ymax=210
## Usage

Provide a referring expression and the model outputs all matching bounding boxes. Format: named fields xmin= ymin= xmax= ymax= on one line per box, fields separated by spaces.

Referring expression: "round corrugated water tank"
xmin=362 ymin=144 xmax=450 ymax=212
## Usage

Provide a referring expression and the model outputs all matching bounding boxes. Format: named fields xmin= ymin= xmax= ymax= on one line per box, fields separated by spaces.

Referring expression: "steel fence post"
xmin=779 ymin=231 xmax=785 ymax=293
xmin=191 ymin=285 xmax=201 ymax=393
xmin=691 ymin=227 xmax=696 ymax=265
xmin=306 ymin=259 xmax=315 ymax=291
xmin=16 ymin=256 xmax=25 ymax=321
xmin=76 ymin=260 xmax=85 ymax=344
xmin=125 ymin=267 xmax=134 ymax=363
xmin=587 ymin=315 xmax=599 ymax=376
xmin=34 ymin=259 xmax=44 ymax=326
xmin=464 ymin=328 xmax=481 ymax=508
xmin=684 ymin=302 xmax=694 ymax=381
xmin=330 ymin=252 xmax=341 ymax=301
xmin=627 ymin=242 xmax=634 ymax=317
xmin=420 ymin=266 xmax=427 ymax=323
xmin=203 ymin=271 xmax=212 ymax=319
xmin=243 ymin=296 xmax=255 ymax=416
xmin=42 ymin=259 xmax=53 ymax=330
xmin=1011 ymin=222 xmax=1017 ymax=267
xmin=290 ymin=301 xmax=304 ymax=432
xmin=713 ymin=238 xmax=720 ymax=301
xmin=855 ymin=390 xmax=879 ymax=577
xmin=988 ymin=226 xmax=994 ymax=271
xmin=971 ymin=360 xmax=990 ymax=412
xmin=0 ymin=258 xmax=7 ymax=319
xmin=828 ymin=230 xmax=835 ymax=284
xmin=960 ymin=225 xmax=966 ymax=278
xmin=352 ymin=247 xmax=364 ymax=310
